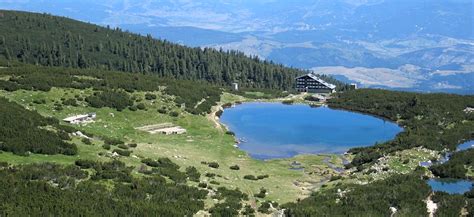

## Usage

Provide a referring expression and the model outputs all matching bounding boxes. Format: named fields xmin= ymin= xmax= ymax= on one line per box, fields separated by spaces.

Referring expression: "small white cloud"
xmin=432 ymin=82 xmax=462 ymax=89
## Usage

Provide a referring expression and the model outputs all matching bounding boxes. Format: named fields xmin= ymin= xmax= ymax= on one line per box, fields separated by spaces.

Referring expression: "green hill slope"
xmin=0 ymin=10 xmax=309 ymax=89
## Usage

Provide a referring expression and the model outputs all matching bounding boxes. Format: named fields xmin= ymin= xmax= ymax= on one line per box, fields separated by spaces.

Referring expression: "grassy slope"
xmin=0 ymin=87 xmax=342 ymax=204
xmin=0 ymin=70 xmax=443 ymax=209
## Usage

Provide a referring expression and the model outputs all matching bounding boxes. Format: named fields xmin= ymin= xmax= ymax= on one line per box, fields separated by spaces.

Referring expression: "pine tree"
xmin=77 ymin=52 xmax=87 ymax=68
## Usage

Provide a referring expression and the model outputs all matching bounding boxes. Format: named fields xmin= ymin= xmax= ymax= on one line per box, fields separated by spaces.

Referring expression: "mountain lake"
xmin=220 ymin=102 xmax=403 ymax=160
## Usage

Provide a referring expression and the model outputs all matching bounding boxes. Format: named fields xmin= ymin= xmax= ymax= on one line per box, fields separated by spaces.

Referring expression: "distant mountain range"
xmin=1 ymin=0 xmax=473 ymax=93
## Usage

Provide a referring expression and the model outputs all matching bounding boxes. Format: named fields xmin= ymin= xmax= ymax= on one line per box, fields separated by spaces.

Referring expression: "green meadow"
xmin=0 ymin=88 xmax=342 ymax=204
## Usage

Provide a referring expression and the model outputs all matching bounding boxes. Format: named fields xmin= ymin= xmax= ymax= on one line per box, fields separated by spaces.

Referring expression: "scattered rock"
xmin=75 ymin=131 xmax=90 ymax=139
xmin=111 ymin=152 xmax=120 ymax=158
xmin=390 ymin=207 xmax=398 ymax=217
xmin=463 ymin=107 xmax=474 ymax=114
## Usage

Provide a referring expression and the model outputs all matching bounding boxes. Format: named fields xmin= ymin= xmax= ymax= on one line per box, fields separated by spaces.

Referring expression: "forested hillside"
xmin=0 ymin=10 xmax=326 ymax=90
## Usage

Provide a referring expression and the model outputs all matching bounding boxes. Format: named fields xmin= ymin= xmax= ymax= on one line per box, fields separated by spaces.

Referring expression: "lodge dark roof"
xmin=296 ymin=73 xmax=336 ymax=89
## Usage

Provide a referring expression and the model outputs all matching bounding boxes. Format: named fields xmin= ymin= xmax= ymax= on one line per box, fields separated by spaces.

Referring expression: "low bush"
xmin=242 ymin=205 xmax=255 ymax=216
xmin=255 ymin=188 xmax=267 ymax=198
xmin=145 ymin=93 xmax=157 ymax=100
xmin=103 ymin=137 xmax=124 ymax=146
xmin=205 ymin=173 xmax=216 ymax=178
xmin=117 ymin=144 xmax=129 ymax=150
xmin=258 ymin=201 xmax=272 ymax=214
xmin=208 ymin=162 xmax=220 ymax=169
xmin=141 ymin=158 xmax=180 ymax=169
xmin=81 ymin=138 xmax=92 ymax=145
xmin=113 ymin=149 xmax=131 ymax=157
xmin=75 ymin=159 xmax=97 ymax=169
xmin=210 ymin=180 xmax=220 ymax=185
xmin=102 ymin=144 xmax=111 ymax=150
xmin=186 ymin=166 xmax=201 ymax=182
xmin=151 ymin=167 xmax=187 ymax=183
xmin=33 ymin=99 xmax=46 ymax=104
xmin=136 ymin=103 xmax=146 ymax=110
xmin=243 ymin=175 xmax=258 ymax=180
xmin=157 ymin=108 xmax=167 ymax=114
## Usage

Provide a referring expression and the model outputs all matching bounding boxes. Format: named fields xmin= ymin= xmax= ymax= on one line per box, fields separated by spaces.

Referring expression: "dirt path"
xmin=207 ymin=105 xmax=224 ymax=131
xmin=323 ymin=156 xmax=345 ymax=174
xmin=194 ymin=98 xmax=206 ymax=109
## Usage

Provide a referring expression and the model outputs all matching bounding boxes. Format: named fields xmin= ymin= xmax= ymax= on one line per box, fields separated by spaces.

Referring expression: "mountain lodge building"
xmin=296 ymin=73 xmax=336 ymax=93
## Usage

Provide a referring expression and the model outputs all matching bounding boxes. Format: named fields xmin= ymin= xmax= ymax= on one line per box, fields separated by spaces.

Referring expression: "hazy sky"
xmin=0 ymin=0 xmax=472 ymax=36
xmin=0 ymin=0 xmax=390 ymax=31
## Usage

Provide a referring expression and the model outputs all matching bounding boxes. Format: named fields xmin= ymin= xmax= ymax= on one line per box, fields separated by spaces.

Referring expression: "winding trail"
xmin=323 ymin=156 xmax=345 ymax=174
xmin=207 ymin=105 xmax=224 ymax=131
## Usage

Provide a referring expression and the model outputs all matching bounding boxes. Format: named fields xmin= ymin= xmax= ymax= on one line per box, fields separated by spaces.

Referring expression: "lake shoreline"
xmin=218 ymin=100 xmax=403 ymax=161
xmin=211 ymin=98 xmax=354 ymax=166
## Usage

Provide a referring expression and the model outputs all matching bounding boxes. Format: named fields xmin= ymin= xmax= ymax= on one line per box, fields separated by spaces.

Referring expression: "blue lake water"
xmin=425 ymin=140 xmax=474 ymax=166
xmin=424 ymin=140 xmax=474 ymax=194
xmin=427 ymin=179 xmax=473 ymax=194
xmin=220 ymin=102 xmax=403 ymax=159
xmin=457 ymin=140 xmax=474 ymax=151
